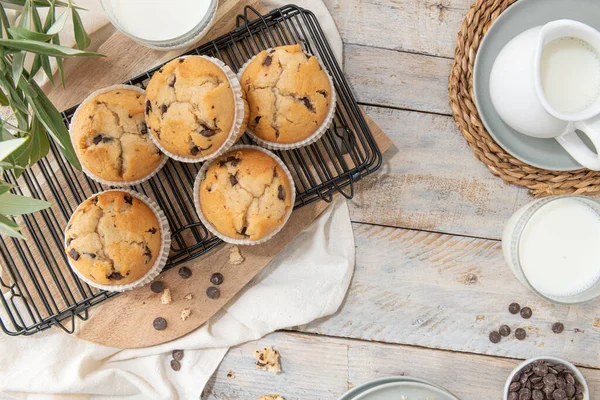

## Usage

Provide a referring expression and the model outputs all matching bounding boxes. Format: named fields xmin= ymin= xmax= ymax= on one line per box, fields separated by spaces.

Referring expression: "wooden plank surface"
xmin=295 ymin=223 xmax=600 ymax=369
xmin=202 ymin=331 xmax=600 ymax=399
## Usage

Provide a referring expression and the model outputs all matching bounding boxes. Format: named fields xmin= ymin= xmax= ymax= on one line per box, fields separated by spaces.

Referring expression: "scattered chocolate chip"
xmin=499 ymin=325 xmax=511 ymax=337
xmin=161 ymin=104 xmax=168 ymax=116
xmin=158 ymin=68 xmax=163 ymax=74
xmin=68 ymin=248 xmax=80 ymax=260
xmin=140 ymin=122 xmax=148 ymax=135
xmin=515 ymin=328 xmax=527 ymax=340
xmin=521 ymin=307 xmax=533 ymax=319
xmin=206 ymin=286 xmax=220 ymax=299
xmin=145 ymin=100 xmax=151 ymax=115
xmin=152 ymin=317 xmax=167 ymax=331
xmin=124 ymin=194 xmax=133 ymax=204
xmin=102 ymin=136 xmax=113 ymax=143
xmin=489 ymin=331 xmax=501 ymax=344
xmin=179 ymin=58 xmax=185 ymax=63
xmin=92 ymin=196 xmax=98 ymax=204
xmin=301 ymin=96 xmax=315 ymax=112
xmin=178 ymin=266 xmax=192 ymax=279
xmin=84 ymin=252 xmax=96 ymax=259
xmin=66 ymin=237 xmax=73 ymax=246
xmin=229 ymin=174 xmax=238 ymax=186
xmin=509 ymin=302 xmax=521 ymax=314
xmin=151 ymin=281 xmax=164 ymax=293
xmin=552 ymin=322 xmax=564 ymax=334
xmin=278 ymin=185 xmax=286 ymax=200
xmin=144 ymin=246 xmax=152 ymax=264
xmin=269 ymin=48 xmax=276 ymax=54
xmin=92 ymin=135 xmax=102 ymax=145
xmin=218 ymin=156 xmax=239 ymax=166
xmin=210 ymin=273 xmax=224 ymax=286
xmin=147 ymin=227 xmax=157 ymax=234
xmin=190 ymin=146 xmax=200 ymax=156
xmin=275 ymin=129 xmax=280 ymax=138
xmin=317 ymin=89 xmax=328 ymax=98
xmin=170 ymin=359 xmax=180 ymax=371
xmin=252 ymin=116 xmax=262 ymax=126
xmin=108 ymin=272 xmax=124 ymax=280
xmin=240 ymin=226 xmax=247 ymax=236
xmin=172 ymin=349 xmax=184 ymax=361
xmin=263 ymin=55 xmax=272 ymax=66
xmin=169 ymin=75 xmax=177 ymax=87
xmin=199 ymin=127 xmax=217 ymax=137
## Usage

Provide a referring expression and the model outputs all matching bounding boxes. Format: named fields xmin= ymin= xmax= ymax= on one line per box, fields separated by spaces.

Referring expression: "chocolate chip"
xmin=170 ymin=359 xmax=181 ymax=371
xmin=553 ymin=389 xmax=566 ymax=400
xmin=252 ymin=116 xmax=261 ymax=126
xmin=124 ymin=194 xmax=133 ymax=204
xmin=210 ymin=273 xmax=224 ymax=285
xmin=140 ymin=122 xmax=148 ymax=135
xmin=521 ymin=307 xmax=533 ymax=319
xmin=263 ymin=55 xmax=272 ymax=66
xmin=509 ymin=302 xmax=521 ymax=314
xmin=153 ymin=317 xmax=167 ymax=331
xmin=93 ymin=135 xmax=102 ymax=145
xmin=179 ymin=58 xmax=184 ymax=63
xmin=278 ymin=185 xmax=286 ymax=200
xmin=66 ymin=237 xmax=73 ymax=246
xmin=532 ymin=389 xmax=544 ymax=400
xmin=92 ymin=196 xmax=98 ymax=204
xmin=169 ymin=75 xmax=177 ymax=87
xmin=68 ymin=248 xmax=80 ymax=261
xmin=556 ymin=377 xmax=566 ymax=389
xmin=552 ymin=322 xmax=564 ymax=334
xmin=317 ymin=89 xmax=328 ymax=98
xmin=150 ymin=281 xmax=164 ymax=293
xmin=172 ymin=349 xmax=184 ymax=361
xmin=144 ymin=246 xmax=152 ymax=264
xmin=499 ymin=325 xmax=511 ymax=337
xmin=160 ymin=104 xmax=168 ymax=116
xmin=510 ymin=382 xmax=521 ymax=392
xmin=218 ymin=156 xmax=239 ymax=166
xmin=158 ymin=69 xmax=163 ymax=74
xmin=229 ymin=174 xmax=238 ymax=186
xmin=274 ymin=129 xmax=280 ymax=138
xmin=489 ymin=331 xmax=501 ymax=344
xmin=206 ymin=286 xmax=220 ymax=299
xmin=84 ymin=252 xmax=96 ymax=259
xmin=108 ymin=272 xmax=124 ymax=280
xmin=533 ymin=362 xmax=548 ymax=377
xmin=508 ymin=393 xmax=519 ymax=400
xmin=145 ymin=100 xmax=151 ymax=115
xmin=519 ymin=388 xmax=532 ymax=400
xmin=147 ymin=227 xmax=157 ymax=234
xmin=566 ymin=384 xmax=576 ymax=397
xmin=102 ymin=136 xmax=113 ymax=143
xmin=565 ymin=373 xmax=575 ymax=386
xmin=199 ymin=124 xmax=217 ymax=137
xmin=240 ymin=226 xmax=247 ymax=236
xmin=190 ymin=146 xmax=200 ymax=156
xmin=515 ymin=328 xmax=527 ymax=340
xmin=301 ymin=96 xmax=315 ymax=112
xmin=178 ymin=266 xmax=192 ymax=279
xmin=544 ymin=374 xmax=557 ymax=386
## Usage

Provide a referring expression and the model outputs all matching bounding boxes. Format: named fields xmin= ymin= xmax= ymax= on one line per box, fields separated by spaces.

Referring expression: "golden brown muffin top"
xmin=199 ymin=148 xmax=293 ymax=241
xmin=145 ymin=56 xmax=236 ymax=159
xmin=240 ymin=44 xmax=332 ymax=144
xmin=71 ymin=88 xmax=164 ymax=182
xmin=65 ymin=191 xmax=163 ymax=286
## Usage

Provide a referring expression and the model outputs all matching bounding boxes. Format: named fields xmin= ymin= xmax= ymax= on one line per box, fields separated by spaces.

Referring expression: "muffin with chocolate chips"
xmin=145 ymin=56 xmax=249 ymax=162
xmin=238 ymin=44 xmax=336 ymax=149
xmin=64 ymin=190 xmax=170 ymax=291
xmin=70 ymin=85 xmax=166 ymax=185
xmin=194 ymin=146 xmax=295 ymax=244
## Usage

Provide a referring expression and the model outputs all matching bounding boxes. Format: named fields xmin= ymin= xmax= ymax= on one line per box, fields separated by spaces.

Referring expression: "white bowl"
xmin=504 ymin=356 xmax=589 ymax=400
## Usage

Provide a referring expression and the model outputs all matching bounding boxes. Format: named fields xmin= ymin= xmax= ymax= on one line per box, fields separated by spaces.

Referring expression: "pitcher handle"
xmin=557 ymin=116 xmax=600 ymax=170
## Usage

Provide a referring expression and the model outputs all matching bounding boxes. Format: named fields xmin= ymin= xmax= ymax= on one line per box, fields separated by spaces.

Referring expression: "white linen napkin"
xmin=0 ymin=1 xmax=352 ymax=398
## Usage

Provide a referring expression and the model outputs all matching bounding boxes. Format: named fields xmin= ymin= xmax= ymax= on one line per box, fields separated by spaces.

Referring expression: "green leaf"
xmin=0 ymin=181 xmax=15 ymax=196
xmin=0 ymin=192 xmax=50 ymax=215
xmin=0 ymin=88 xmax=8 ymax=106
xmin=8 ymin=26 xmax=53 ymax=41
xmin=0 ymin=138 xmax=25 ymax=160
xmin=46 ymin=8 xmax=67 ymax=35
xmin=18 ymin=0 xmax=30 ymax=29
xmin=1 ymin=0 xmax=74 ymax=8
xmin=40 ymin=54 xmax=52 ymax=84
xmin=29 ymin=53 xmax=41 ymax=78
xmin=42 ymin=0 xmax=55 ymax=31
xmin=24 ymin=81 xmax=80 ymax=169
xmin=11 ymin=50 xmax=25 ymax=84
xmin=0 ymin=214 xmax=23 ymax=239
xmin=0 ymin=4 xmax=11 ymax=38
xmin=8 ymin=133 xmax=30 ymax=170
xmin=71 ymin=8 xmax=89 ymax=49
xmin=0 ymin=73 xmax=28 ymax=115
xmin=29 ymin=115 xmax=48 ymax=164
xmin=0 ymin=39 xmax=103 ymax=57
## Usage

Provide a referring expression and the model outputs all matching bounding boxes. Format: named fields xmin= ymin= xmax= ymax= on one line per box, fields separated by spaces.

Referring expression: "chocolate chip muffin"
xmin=239 ymin=44 xmax=334 ymax=146
xmin=145 ymin=56 xmax=248 ymax=161
xmin=65 ymin=191 xmax=163 ymax=287
xmin=197 ymin=147 xmax=294 ymax=242
xmin=70 ymin=86 xmax=164 ymax=184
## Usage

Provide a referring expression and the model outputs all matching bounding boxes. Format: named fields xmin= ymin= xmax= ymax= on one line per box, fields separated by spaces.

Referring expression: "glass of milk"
xmin=502 ymin=195 xmax=600 ymax=304
xmin=100 ymin=0 xmax=218 ymax=50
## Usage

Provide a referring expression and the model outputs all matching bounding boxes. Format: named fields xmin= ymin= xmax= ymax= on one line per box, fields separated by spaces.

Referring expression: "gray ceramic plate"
xmin=353 ymin=382 xmax=457 ymax=400
xmin=337 ymin=376 xmax=460 ymax=400
xmin=473 ymin=0 xmax=600 ymax=171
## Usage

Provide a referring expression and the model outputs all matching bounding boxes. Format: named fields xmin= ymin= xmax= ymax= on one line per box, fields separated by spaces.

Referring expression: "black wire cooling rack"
xmin=0 ymin=5 xmax=382 ymax=336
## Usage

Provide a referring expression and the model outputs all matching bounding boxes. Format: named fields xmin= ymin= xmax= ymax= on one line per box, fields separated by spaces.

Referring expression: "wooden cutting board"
xmin=41 ymin=0 xmax=393 ymax=348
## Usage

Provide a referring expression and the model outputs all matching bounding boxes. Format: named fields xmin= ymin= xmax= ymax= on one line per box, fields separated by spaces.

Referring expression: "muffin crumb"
xmin=254 ymin=346 xmax=281 ymax=374
xmin=227 ymin=370 xmax=235 ymax=379
xmin=229 ymin=246 xmax=245 ymax=265
xmin=258 ymin=396 xmax=285 ymax=400
xmin=184 ymin=293 xmax=193 ymax=300
xmin=161 ymin=288 xmax=172 ymax=305
xmin=180 ymin=308 xmax=191 ymax=321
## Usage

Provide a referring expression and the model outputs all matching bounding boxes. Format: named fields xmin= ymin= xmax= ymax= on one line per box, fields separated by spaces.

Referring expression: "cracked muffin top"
xmin=240 ymin=44 xmax=332 ymax=145
xmin=199 ymin=148 xmax=293 ymax=241
xmin=145 ymin=56 xmax=237 ymax=160
xmin=65 ymin=191 xmax=163 ymax=286
xmin=71 ymin=88 xmax=164 ymax=183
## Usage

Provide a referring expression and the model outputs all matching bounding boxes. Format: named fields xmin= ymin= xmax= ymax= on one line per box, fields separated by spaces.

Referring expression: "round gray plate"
xmin=473 ymin=0 xmax=600 ymax=171
xmin=354 ymin=382 xmax=457 ymax=400
xmin=338 ymin=376 xmax=460 ymax=400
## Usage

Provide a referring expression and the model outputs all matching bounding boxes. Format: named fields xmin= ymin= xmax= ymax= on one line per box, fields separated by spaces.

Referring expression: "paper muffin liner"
xmin=146 ymin=55 xmax=248 ymax=164
xmin=64 ymin=189 xmax=171 ymax=293
xmin=193 ymin=145 xmax=296 ymax=245
xmin=237 ymin=48 xmax=338 ymax=151
xmin=69 ymin=84 xmax=168 ymax=187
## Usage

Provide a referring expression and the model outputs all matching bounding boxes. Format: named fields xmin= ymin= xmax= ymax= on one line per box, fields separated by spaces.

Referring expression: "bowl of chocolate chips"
xmin=504 ymin=357 xmax=588 ymax=400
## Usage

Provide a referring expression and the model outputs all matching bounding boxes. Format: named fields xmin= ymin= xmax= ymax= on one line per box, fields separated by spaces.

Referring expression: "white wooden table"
xmin=200 ymin=1 xmax=600 ymax=398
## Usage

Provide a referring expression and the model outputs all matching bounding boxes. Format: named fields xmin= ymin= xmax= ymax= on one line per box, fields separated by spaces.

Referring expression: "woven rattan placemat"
xmin=449 ymin=0 xmax=600 ymax=197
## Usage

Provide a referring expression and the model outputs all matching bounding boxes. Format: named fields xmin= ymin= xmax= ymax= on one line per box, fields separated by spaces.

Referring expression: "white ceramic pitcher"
xmin=490 ymin=20 xmax=600 ymax=170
